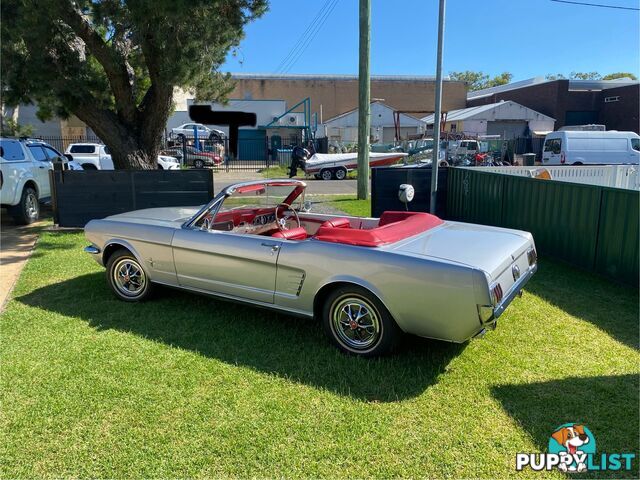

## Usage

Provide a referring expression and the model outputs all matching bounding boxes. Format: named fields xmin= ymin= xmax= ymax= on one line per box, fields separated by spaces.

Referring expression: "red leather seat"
xmin=313 ymin=211 xmax=443 ymax=247
xmin=271 ymin=227 xmax=308 ymax=240
xmin=319 ymin=217 xmax=351 ymax=229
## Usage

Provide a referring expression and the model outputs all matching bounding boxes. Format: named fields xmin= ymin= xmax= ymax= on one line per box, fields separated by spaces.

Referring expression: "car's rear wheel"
xmin=106 ymin=249 xmax=154 ymax=302
xmin=334 ymin=167 xmax=347 ymax=180
xmin=194 ymin=159 xmax=205 ymax=169
xmin=10 ymin=187 xmax=39 ymax=225
xmin=322 ymin=285 xmax=401 ymax=357
xmin=82 ymin=163 xmax=97 ymax=170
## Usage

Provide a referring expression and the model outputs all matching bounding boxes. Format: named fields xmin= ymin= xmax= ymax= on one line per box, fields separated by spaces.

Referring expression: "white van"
xmin=542 ymin=130 xmax=640 ymax=165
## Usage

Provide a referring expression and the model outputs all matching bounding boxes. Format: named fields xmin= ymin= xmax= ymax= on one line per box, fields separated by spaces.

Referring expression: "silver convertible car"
xmin=84 ymin=179 xmax=537 ymax=357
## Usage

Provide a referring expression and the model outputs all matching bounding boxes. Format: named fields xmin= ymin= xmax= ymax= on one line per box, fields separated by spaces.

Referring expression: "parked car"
xmin=65 ymin=143 xmax=114 ymax=170
xmin=171 ymin=123 xmax=225 ymax=141
xmin=542 ymin=130 xmax=640 ymax=165
xmin=157 ymin=155 xmax=180 ymax=170
xmin=0 ymin=138 xmax=52 ymax=224
xmin=84 ymin=179 xmax=537 ymax=357
xmin=24 ymin=139 xmax=83 ymax=171
xmin=161 ymin=146 xmax=222 ymax=168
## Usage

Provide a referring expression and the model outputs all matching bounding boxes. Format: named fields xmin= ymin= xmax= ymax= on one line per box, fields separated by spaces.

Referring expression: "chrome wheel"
xmin=320 ymin=169 xmax=333 ymax=181
xmin=331 ymin=295 xmax=381 ymax=350
xmin=112 ymin=258 xmax=146 ymax=297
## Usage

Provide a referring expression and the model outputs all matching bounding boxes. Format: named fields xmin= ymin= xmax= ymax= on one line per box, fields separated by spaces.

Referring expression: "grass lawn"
xmin=1 ymin=230 xmax=638 ymax=478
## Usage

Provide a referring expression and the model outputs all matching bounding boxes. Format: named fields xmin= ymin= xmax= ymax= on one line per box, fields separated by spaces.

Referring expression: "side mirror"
xmin=303 ymin=201 xmax=312 ymax=212
xmin=0 ymin=146 xmax=4 ymax=157
xmin=64 ymin=153 xmax=73 ymax=161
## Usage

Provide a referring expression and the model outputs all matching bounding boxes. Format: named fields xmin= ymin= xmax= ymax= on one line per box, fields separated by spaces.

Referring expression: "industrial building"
xmin=421 ymin=100 xmax=555 ymax=139
xmin=467 ymin=77 xmax=639 ymax=133
xmin=229 ymin=73 xmax=467 ymax=123
xmin=322 ymin=101 xmax=427 ymax=144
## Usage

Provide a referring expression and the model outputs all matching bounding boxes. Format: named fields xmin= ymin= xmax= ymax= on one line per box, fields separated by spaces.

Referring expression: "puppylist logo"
xmin=516 ymin=423 xmax=636 ymax=473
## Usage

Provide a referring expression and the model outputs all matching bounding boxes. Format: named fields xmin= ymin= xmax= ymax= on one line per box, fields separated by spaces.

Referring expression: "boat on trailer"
xmin=302 ymin=152 xmax=408 ymax=180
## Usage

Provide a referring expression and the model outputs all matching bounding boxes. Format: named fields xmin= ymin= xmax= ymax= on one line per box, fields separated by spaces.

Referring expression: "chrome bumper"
xmin=493 ymin=263 xmax=537 ymax=319
xmin=84 ymin=245 xmax=101 ymax=254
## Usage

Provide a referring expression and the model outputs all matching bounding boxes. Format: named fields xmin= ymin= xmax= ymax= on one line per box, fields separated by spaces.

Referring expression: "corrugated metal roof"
xmin=421 ymin=100 xmax=555 ymax=124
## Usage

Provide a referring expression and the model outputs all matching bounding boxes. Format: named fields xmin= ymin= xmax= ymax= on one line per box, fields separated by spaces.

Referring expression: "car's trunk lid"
xmin=387 ymin=221 xmax=533 ymax=279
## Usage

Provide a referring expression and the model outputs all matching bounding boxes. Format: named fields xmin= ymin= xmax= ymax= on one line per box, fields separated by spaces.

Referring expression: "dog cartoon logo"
xmin=548 ymin=423 xmax=596 ymax=472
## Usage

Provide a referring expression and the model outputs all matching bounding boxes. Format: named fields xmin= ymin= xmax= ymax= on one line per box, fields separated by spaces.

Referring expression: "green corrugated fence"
xmin=447 ymin=168 xmax=639 ymax=286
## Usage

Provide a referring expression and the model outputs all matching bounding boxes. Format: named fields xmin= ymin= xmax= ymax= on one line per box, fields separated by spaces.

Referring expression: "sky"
xmin=223 ymin=0 xmax=640 ymax=81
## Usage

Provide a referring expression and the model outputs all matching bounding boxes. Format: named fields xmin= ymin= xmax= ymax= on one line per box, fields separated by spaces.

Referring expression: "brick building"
xmin=467 ymin=77 xmax=639 ymax=133
xmin=229 ymin=73 xmax=467 ymax=123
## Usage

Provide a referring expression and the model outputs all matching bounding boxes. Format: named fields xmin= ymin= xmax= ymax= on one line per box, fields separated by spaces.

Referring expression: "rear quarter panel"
xmin=276 ymin=239 xmax=485 ymax=342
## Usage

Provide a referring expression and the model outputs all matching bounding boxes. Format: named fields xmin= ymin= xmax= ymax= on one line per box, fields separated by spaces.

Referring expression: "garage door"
xmin=486 ymin=121 xmax=527 ymax=139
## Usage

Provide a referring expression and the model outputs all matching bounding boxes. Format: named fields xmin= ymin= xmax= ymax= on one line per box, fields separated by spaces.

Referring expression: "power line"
xmin=550 ymin=0 xmax=640 ymax=11
xmin=279 ymin=0 xmax=340 ymax=74
xmin=274 ymin=0 xmax=335 ymax=73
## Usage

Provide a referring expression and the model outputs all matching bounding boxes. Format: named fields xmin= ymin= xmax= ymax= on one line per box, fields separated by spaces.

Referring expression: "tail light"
xmin=491 ymin=283 xmax=504 ymax=305
xmin=527 ymin=248 xmax=538 ymax=266
xmin=560 ymin=152 xmax=566 ymax=164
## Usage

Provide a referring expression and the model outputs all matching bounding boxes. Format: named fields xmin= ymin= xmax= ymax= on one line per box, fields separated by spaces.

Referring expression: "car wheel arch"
xmin=23 ymin=179 xmax=39 ymax=197
xmin=102 ymin=240 xmax=142 ymax=267
xmin=313 ymin=280 xmax=397 ymax=327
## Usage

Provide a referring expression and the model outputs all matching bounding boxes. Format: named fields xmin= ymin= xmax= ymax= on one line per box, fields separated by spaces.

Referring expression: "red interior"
xmin=313 ymin=211 xmax=443 ymax=247
xmin=212 ymin=207 xmax=443 ymax=247
xmin=213 ymin=207 xmax=274 ymax=226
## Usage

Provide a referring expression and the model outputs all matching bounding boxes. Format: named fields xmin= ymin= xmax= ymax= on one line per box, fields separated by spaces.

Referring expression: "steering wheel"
xmin=274 ymin=203 xmax=301 ymax=231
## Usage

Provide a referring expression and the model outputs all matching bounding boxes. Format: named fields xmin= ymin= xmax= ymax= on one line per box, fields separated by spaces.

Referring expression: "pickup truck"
xmin=0 ymin=138 xmax=52 ymax=224
xmin=65 ymin=143 xmax=114 ymax=170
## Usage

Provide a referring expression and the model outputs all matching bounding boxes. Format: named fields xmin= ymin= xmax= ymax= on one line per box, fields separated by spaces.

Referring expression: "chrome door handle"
xmin=261 ymin=242 xmax=280 ymax=254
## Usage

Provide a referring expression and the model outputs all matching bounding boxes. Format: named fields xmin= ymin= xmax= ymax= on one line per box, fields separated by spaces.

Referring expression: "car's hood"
xmin=388 ymin=221 xmax=532 ymax=276
xmin=105 ymin=206 xmax=201 ymax=228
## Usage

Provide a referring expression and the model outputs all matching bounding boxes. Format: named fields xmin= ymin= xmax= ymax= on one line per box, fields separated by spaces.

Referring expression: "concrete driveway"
xmin=0 ymin=213 xmax=46 ymax=310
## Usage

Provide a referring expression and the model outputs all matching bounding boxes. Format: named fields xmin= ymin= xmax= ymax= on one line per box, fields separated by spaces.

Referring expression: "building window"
xmin=604 ymin=96 xmax=620 ymax=103
xmin=449 ymin=123 xmax=457 ymax=132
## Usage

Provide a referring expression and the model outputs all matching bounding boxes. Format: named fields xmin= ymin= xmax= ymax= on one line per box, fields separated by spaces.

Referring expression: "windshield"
xmin=191 ymin=183 xmax=304 ymax=231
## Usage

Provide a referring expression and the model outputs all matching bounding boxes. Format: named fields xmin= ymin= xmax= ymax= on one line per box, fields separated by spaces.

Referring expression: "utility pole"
xmin=357 ymin=0 xmax=371 ymax=200
xmin=430 ymin=0 xmax=446 ymax=214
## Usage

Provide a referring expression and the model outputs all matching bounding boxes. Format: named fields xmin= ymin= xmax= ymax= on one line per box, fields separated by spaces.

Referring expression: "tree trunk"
xmin=73 ymin=103 xmax=166 ymax=170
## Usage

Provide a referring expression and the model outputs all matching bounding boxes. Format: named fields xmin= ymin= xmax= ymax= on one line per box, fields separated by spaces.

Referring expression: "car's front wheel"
xmin=106 ymin=249 xmax=154 ymax=302
xmin=10 ymin=187 xmax=39 ymax=225
xmin=194 ymin=159 xmax=205 ymax=169
xmin=322 ymin=285 xmax=401 ymax=357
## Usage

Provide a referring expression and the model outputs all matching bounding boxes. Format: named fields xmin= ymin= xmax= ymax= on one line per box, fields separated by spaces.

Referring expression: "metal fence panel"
xmin=371 ymin=167 xmax=448 ymax=218
xmin=51 ymin=170 xmax=214 ymax=228
xmin=502 ymin=176 xmax=602 ymax=270
xmin=595 ymin=188 xmax=639 ymax=284
xmin=446 ymin=167 xmax=638 ymax=285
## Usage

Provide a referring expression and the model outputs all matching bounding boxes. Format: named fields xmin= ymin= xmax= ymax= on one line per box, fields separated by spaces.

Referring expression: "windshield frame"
xmin=182 ymin=179 xmax=307 ymax=230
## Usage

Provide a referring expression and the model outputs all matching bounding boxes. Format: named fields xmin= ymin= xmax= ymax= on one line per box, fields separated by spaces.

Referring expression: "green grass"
xmin=325 ymin=196 xmax=372 ymax=217
xmin=1 ymin=231 xmax=638 ymax=478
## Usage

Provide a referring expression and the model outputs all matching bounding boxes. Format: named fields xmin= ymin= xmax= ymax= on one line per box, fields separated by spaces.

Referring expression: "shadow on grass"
xmin=17 ymin=272 xmax=464 ymax=402
xmin=492 ymin=374 xmax=639 ymax=479
xmin=528 ymin=259 xmax=639 ymax=350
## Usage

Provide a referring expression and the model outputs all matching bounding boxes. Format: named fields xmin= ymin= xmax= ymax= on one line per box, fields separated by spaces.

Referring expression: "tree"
xmin=1 ymin=0 xmax=267 ymax=169
xmin=602 ymin=72 xmax=638 ymax=80
xmin=449 ymin=71 xmax=513 ymax=91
